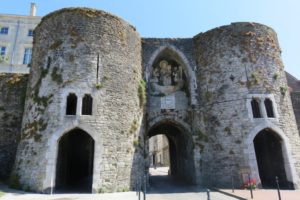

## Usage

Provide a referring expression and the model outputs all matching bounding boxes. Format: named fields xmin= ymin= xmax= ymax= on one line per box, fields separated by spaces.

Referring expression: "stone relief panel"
xmin=148 ymin=59 xmax=188 ymax=111
xmin=150 ymin=60 xmax=185 ymax=96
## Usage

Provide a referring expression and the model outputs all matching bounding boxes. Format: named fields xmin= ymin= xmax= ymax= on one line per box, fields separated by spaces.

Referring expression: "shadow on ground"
xmin=148 ymin=175 xmax=205 ymax=194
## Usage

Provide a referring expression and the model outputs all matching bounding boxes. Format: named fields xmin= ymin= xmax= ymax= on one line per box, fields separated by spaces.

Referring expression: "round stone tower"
xmin=193 ymin=22 xmax=300 ymax=188
xmin=12 ymin=8 xmax=144 ymax=193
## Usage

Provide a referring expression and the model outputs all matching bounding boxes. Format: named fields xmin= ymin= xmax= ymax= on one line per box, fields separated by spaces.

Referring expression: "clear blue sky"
xmin=1 ymin=0 xmax=299 ymax=78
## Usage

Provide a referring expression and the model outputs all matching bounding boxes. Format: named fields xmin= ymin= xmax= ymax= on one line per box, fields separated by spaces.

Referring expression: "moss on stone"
xmin=133 ymin=139 xmax=139 ymax=147
xmin=98 ymin=187 xmax=108 ymax=193
xmin=34 ymin=134 xmax=42 ymax=142
xmin=224 ymin=127 xmax=231 ymax=135
xmin=117 ymin=187 xmax=129 ymax=192
xmin=129 ymin=119 xmax=138 ymax=134
xmin=68 ymin=54 xmax=75 ymax=62
xmin=33 ymin=94 xmax=53 ymax=108
xmin=51 ymin=67 xmax=63 ymax=84
xmin=138 ymin=79 xmax=146 ymax=108
xmin=49 ymin=40 xmax=63 ymax=50
xmin=204 ymin=91 xmax=213 ymax=101
xmin=22 ymin=119 xmax=48 ymax=140
xmin=9 ymin=173 xmax=21 ymax=190
xmin=195 ymin=129 xmax=209 ymax=142
xmin=95 ymin=83 xmax=103 ymax=89
xmin=280 ymin=86 xmax=288 ymax=96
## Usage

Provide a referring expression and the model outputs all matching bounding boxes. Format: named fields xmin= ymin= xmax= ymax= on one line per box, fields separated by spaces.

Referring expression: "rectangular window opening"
xmin=23 ymin=48 xmax=32 ymax=65
xmin=0 ymin=27 xmax=9 ymax=35
xmin=28 ymin=29 xmax=33 ymax=37
xmin=0 ymin=46 xmax=6 ymax=56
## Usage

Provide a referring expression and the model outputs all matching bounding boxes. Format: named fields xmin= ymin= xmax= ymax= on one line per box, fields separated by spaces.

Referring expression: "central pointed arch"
xmin=147 ymin=119 xmax=196 ymax=186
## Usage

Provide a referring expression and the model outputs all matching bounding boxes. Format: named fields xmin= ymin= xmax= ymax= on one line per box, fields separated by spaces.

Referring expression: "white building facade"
xmin=0 ymin=3 xmax=41 ymax=73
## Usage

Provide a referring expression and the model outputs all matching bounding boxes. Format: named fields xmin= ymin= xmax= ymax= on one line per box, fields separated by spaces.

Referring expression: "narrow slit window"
xmin=264 ymin=98 xmax=275 ymax=118
xmin=251 ymin=99 xmax=262 ymax=118
xmin=82 ymin=94 xmax=93 ymax=115
xmin=66 ymin=93 xmax=77 ymax=115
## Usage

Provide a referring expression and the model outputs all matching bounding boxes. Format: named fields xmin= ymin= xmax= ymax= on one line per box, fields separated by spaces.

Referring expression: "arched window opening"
xmin=264 ymin=98 xmax=274 ymax=118
xmin=66 ymin=93 xmax=77 ymax=115
xmin=251 ymin=99 xmax=262 ymax=118
xmin=82 ymin=94 xmax=93 ymax=115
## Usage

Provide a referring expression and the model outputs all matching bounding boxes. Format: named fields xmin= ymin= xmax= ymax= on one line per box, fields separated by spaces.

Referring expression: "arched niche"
xmin=146 ymin=46 xmax=197 ymax=107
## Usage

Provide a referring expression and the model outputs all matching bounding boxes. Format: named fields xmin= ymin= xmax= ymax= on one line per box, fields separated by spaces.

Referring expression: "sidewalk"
xmin=219 ymin=188 xmax=300 ymax=200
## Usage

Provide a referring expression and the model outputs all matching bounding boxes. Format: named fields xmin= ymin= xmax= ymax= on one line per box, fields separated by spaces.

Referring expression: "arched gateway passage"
xmin=254 ymin=129 xmax=293 ymax=189
xmin=55 ymin=129 xmax=94 ymax=193
xmin=147 ymin=122 xmax=196 ymax=189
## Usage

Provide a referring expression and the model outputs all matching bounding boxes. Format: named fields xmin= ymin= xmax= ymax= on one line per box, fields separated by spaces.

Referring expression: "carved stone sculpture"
xmin=150 ymin=60 xmax=184 ymax=95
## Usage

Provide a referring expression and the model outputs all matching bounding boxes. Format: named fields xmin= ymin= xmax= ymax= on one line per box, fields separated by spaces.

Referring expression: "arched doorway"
xmin=55 ymin=129 xmax=94 ymax=193
xmin=254 ymin=129 xmax=292 ymax=189
xmin=147 ymin=122 xmax=195 ymax=190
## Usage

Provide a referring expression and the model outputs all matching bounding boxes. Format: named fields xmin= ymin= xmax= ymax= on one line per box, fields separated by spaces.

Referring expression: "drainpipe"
xmin=10 ymin=20 xmax=20 ymax=72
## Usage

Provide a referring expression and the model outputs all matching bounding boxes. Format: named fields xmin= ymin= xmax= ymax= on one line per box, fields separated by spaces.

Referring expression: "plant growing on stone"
xmin=133 ymin=139 xmax=139 ymax=147
xmin=273 ymin=73 xmax=279 ymax=80
xmin=280 ymin=86 xmax=288 ymax=96
xmin=95 ymin=83 xmax=103 ymax=89
xmin=138 ymin=79 xmax=146 ymax=107
xmin=97 ymin=187 xmax=108 ymax=193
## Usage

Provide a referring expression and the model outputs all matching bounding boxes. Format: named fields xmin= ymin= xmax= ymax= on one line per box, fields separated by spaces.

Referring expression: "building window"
xmin=82 ymin=94 xmax=93 ymax=115
xmin=28 ymin=29 xmax=33 ymax=37
xmin=0 ymin=46 xmax=6 ymax=56
xmin=251 ymin=99 xmax=262 ymax=118
xmin=0 ymin=27 xmax=9 ymax=35
xmin=23 ymin=48 xmax=32 ymax=64
xmin=264 ymin=98 xmax=275 ymax=118
xmin=66 ymin=93 xmax=77 ymax=115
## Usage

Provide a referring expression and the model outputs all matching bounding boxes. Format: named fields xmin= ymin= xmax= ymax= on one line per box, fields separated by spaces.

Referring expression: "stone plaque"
xmin=161 ymin=94 xmax=175 ymax=109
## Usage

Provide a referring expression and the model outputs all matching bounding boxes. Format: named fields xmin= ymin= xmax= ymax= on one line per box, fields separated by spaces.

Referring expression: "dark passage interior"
xmin=254 ymin=129 xmax=293 ymax=189
xmin=147 ymin=122 xmax=195 ymax=192
xmin=55 ymin=129 xmax=94 ymax=193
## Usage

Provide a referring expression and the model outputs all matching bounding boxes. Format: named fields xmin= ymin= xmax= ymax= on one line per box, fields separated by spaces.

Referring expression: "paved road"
xmin=146 ymin=167 xmax=238 ymax=200
xmin=0 ymin=167 xmax=238 ymax=200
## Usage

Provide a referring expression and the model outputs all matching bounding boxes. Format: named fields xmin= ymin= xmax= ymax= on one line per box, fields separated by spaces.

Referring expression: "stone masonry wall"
xmin=291 ymin=92 xmax=300 ymax=136
xmin=12 ymin=8 xmax=143 ymax=193
xmin=0 ymin=73 xmax=28 ymax=180
xmin=194 ymin=22 xmax=300 ymax=188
